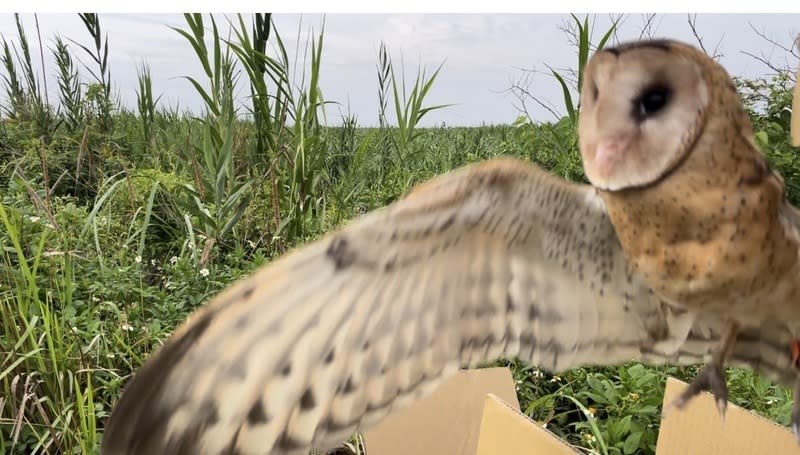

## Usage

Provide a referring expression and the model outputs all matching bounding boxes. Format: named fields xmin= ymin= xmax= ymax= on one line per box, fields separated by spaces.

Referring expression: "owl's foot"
xmin=666 ymin=321 xmax=739 ymax=422
xmin=671 ymin=361 xmax=729 ymax=419
xmin=791 ymin=340 xmax=800 ymax=444
xmin=792 ymin=378 xmax=800 ymax=444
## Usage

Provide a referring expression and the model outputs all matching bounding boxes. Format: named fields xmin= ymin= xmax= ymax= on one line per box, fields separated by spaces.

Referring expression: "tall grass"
xmin=171 ymin=13 xmax=253 ymax=266
xmin=72 ymin=13 xmax=113 ymax=133
xmin=227 ymin=13 xmax=291 ymax=239
xmin=135 ymin=61 xmax=158 ymax=150
xmin=389 ymin=55 xmax=451 ymax=162
xmin=0 ymin=198 xmax=100 ymax=454
xmin=0 ymin=14 xmax=57 ymax=138
xmin=52 ymin=36 xmax=83 ymax=134
xmin=1 ymin=37 xmax=23 ymax=118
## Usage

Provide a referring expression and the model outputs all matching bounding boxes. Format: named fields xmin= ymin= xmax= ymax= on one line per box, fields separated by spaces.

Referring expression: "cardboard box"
xmin=655 ymin=377 xmax=800 ymax=454
xmin=362 ymin=367 xmax=520 ymax=455
xmin=362 ymin=368 xmax=800 ymax=454
xmin=475 ymin=392 xmax=580 ymax=455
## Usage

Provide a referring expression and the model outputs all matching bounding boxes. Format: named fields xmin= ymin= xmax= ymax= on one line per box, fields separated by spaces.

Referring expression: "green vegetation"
xmin=0 ymin=12 xmax=797 ymax=455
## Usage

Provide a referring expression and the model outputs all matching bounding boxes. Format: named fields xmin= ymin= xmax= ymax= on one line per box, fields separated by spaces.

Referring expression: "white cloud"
xmin=0 ymin=13 xmax=797 ymax=126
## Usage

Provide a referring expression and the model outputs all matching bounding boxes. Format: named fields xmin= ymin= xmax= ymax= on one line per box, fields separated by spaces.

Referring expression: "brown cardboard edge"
xmin=664 ymin=376 xmax=793 ymax=433
xmin=485 ymin=393 xmax=577 ymax=448
xmin=656 ymin=376 xmax=800 ymax=455
xmin=477 ymin=393 xmax=582 ymax=454
xmin=361 ymin=367 xmax=520 ymax=455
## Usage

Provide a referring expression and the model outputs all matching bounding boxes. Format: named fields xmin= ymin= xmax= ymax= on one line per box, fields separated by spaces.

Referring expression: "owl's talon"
xmin=792 ymin=377 xmax=800 ymax=445
xmin=670 ymin=362 xmax=728 ymax=421
xmin=793 ymin=420 xmax=800 ymax=446
xmin=669 ymin=321 xmax=737 ymax=421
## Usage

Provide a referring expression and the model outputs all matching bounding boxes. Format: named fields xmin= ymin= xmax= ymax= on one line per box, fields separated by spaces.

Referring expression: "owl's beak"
xmin=593 ymin=135 xmax=631 ymax=179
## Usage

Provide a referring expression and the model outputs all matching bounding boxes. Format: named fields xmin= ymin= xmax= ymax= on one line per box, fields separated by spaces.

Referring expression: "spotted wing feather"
xmin=100 ymin=158 xmax=796 ymax=455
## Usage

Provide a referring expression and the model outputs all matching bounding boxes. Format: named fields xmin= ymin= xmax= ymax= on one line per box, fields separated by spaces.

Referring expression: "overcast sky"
xmin=0 ymin=13 xmax=798 ymax=126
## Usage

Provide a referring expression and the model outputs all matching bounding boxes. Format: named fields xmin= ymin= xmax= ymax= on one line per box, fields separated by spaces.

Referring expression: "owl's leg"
xmin=670 ymin=320 xmax=739 ymax=420
xmin=792 ymin=376 xmax=800 ymax=444
xmin=791 ymin=340 xmax=800 ymax=444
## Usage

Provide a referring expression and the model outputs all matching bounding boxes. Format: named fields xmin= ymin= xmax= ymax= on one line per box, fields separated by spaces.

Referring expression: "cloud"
xmin=0 ymin=13 xmax=797 ymax=126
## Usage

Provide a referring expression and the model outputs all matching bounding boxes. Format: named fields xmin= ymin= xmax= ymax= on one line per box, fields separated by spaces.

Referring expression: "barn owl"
xmin=100 ymin=39 xmax=800 ymax=455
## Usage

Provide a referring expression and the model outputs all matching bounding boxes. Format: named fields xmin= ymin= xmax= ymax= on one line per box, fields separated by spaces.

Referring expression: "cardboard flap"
xmin=362 ymin=367 xmax=520 ymax=455
xmin=656 ymin=377 xmax=800 ymax=454
xmin=362 ymin=371 xmax=800 ymax=454
xmin=476 ymin=393 xmax=579 ymax=454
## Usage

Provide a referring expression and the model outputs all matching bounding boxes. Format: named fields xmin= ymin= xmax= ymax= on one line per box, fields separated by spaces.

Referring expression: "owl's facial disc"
xmin=578 ymin=42 xmax=710 ymax=192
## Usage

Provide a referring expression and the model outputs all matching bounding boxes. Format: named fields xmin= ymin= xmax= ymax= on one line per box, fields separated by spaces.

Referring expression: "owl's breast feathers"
xmin=601 ymin=128 xmax=800 ymax=330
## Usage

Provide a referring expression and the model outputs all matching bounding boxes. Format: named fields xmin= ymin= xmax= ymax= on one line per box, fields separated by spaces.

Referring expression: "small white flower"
xmin=43 ymin=223 xmax=55 ymax=230
xmin=29 ymin=216 xmax=41 ymax=223
xmin=121 ymin=323 xmax=134 ymax=332
xmin=71 ymin=326 xmax=79 ymax=334
xmin=92 ymin=296 xmax=100 ymax=302
xmin=106 ymin=353 xmax=115 ymax=359
xmin=170 ymin=256 xmax=178 ymax=265
xmin=200 ymin=268 xmax=210 ymax=277
xmin=151 ymin=259 xmax=157 ymax=266
xmin=188 ymin=241 xmax=196 ymax=249
xmin=135 ymin=255 xmax=142 ymax=264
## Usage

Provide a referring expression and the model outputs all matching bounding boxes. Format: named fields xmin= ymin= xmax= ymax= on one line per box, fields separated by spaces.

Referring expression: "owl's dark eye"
xmin=634 ymin=86 xmax=670 ymax=120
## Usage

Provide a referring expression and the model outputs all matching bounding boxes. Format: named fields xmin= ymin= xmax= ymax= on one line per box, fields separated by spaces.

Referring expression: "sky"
xmin=0 ymin=13 xmax=798 ymax=127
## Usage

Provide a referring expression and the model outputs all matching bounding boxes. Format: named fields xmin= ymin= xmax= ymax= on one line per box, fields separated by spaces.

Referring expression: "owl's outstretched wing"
xmin=100 ymin=158 xmax=795 ymax=455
